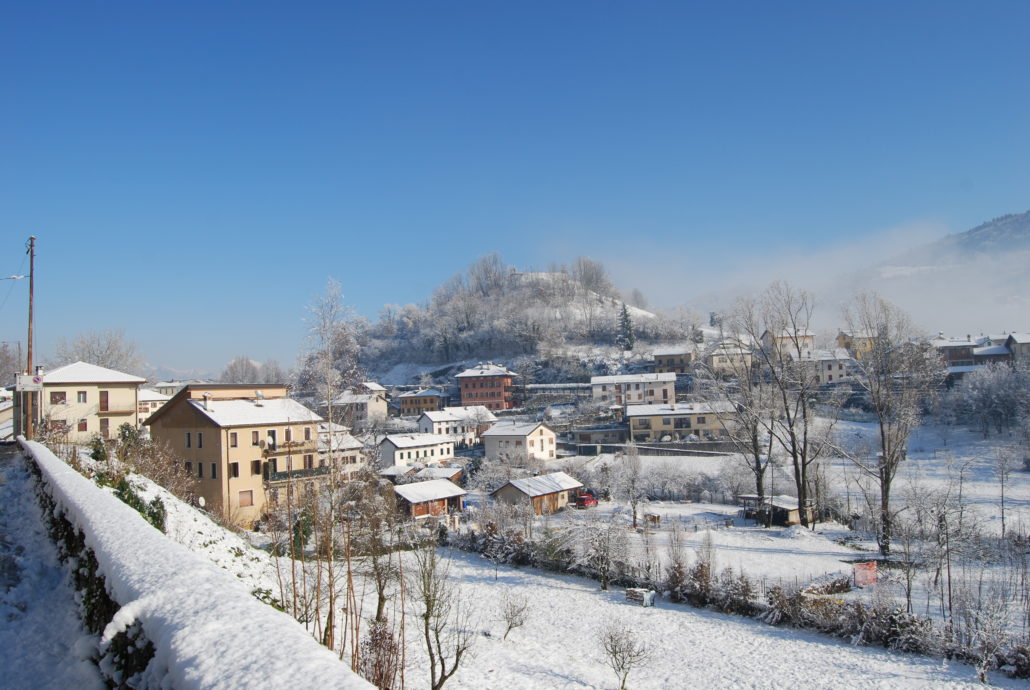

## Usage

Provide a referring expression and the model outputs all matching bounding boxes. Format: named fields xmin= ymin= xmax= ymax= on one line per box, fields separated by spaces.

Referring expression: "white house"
xmin=481 ymin=420 xmax=557 ymax=461
xmin=789 ymin=348 xmax=854 ymax=384
xmin=379 ymin=433 xmax=455 ymax=467
xmin=417 ymin=405 xmax=497 ymax=446
xmin=590 ymin=372 xmax=675 ymax=407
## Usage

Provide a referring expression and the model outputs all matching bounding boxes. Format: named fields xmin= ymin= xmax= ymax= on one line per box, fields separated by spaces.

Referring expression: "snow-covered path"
xmin=0 ymin=446 xmax=101 ymax=689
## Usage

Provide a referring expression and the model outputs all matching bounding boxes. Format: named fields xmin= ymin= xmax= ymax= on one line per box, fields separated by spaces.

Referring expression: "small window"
xmin=77 ymin=419 xmax=87 ymax=432
xmin=239 ymin=490 xmax=254 ymax=508
xmin=210 ymin=463 xmax=217 ymax=479
xmin=251 ymin=460 xmax=262 ymax=475
xmin=197 ymin=463 xmax=203 ymax=478
xmin=304 ymin=427 xmax=311 ymax=441
xmin=77 ymin=391 xmax=87 ymax=403
xmin=285 ymin=428 xmax=292 ymax=443
xmin=229 ymin=462 xmax=239 ymax=478
xmin=185 ymin=432 xmax=191 ymax=448
xmin=50 ymin=391 xmax=66 ymax=405
xmin=304 ymin=454 xmax=313 ymax=469
xmin=230 ymin=432 xmax=238 ymax=448
xmin=185 ymin=461 xmax=192 ymax=473
xmin=197 ymin=432 xmax=203 ymax=449
xmin=252 ymin=430 xmax=260 ymax=446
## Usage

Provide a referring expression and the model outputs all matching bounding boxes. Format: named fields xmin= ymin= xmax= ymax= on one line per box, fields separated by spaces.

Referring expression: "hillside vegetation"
xmin=357 ymin=254 xmax=697 ymax=371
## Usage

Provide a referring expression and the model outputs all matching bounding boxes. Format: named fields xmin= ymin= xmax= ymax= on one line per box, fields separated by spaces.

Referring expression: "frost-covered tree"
xmin=597 ymin=619 xmax=652 ymax=690
xmin=220 ymin=355 xmax=260 ymax=383
xmin=616 ymin=304 xmax=635 ymax=351
xmin=576 ymin=513 xmax=629 ymax=590
xmin=842 ymin=293 xmax=945 ymax=556
xmin=54 ymin=328 xmax=145 ymax=375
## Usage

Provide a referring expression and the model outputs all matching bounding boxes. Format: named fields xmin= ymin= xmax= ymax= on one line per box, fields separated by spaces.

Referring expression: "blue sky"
xmin=2 ymin=2 xmax=1029 ymax=373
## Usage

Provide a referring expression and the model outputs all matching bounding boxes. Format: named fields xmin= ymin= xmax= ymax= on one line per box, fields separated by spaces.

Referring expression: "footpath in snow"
xmin=0 ymin=445 xmax=101 ymax=689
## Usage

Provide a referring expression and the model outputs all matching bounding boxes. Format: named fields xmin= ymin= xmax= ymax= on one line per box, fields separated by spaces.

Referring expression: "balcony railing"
xmin=264 ymin=464 xmax=331 ymax=483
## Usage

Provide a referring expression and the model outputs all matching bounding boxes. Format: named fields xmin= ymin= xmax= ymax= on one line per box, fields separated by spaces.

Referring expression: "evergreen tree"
xmin=616 ymin=304 xmax=635 ymax=351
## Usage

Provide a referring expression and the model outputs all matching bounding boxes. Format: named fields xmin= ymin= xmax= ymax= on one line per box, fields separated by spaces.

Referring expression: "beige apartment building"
xmin=481 ymin=420 xmax=557 ymax=461
xmin=137 ymin=389 xmax=171 ymax=428
xmin=145 ymin=384 xmax=324 ymax=527
xmin=13 ymin=361 xmax=145 ymax=442
xmin=379 ymin=433 xmax=455 ymax=467
xmin=652 ymin=345 xmax=697 ymax=374
xmin=590 ymin=373 xmax=675 ymax=407
xmin=624 ymin=401 xmax=736 ymax=443
xmin=701 ymin=340 xmax=753 ymax=376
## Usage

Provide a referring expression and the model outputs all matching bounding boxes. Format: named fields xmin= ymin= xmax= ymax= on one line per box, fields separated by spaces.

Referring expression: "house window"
xmin=251 ymin=460 xmax=262 ymax=475
xmin=50 ymin=391 xmax=66 ymax=405
xmin=304 ymin=427 xmax=311 ymax=441
xmin=197 ymin=432 xmax=203 ymax=449
xmin=197 ymin=463 xmax=204 ymax=478
xmin=186 ymin=432 xmax=191 ymax=448
xmin=229 ymin=462 xmax=239 ymax=478
xmin=252 ymin=430 xmax=260 ymax=446
xmin=304 ymin=454 xmax=314 ymax=469
xmin=239 ymin=490 xmax=254 ymax=508
xmin=210 ymin=463 xmax=217 ymax=479
xmin=77 ymin=419 xmax=87 ymax=432
xmin=77 ymin=391 xmax=87 ymax=403
xmin=230 ymin=432 xmax=238 ymax=448
xmin=185 ymin=461 xmax=192 ymax=474
xmin=285 ymin=428 xmax=292 ymax=443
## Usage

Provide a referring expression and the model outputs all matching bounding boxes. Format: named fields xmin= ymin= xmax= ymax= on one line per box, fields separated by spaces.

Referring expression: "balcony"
xmin=264 ymin=464 xmax=331 ymax=484
xmin=262 ymin=440 xmax=317 ymax=456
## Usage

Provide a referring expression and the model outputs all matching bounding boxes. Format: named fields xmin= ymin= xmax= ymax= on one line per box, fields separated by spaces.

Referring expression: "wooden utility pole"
xmin=25 ymin=236 xmax=36 ymax=440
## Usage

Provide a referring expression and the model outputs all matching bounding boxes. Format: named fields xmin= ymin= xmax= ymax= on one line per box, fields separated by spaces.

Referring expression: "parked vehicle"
xmin=574 ymin=489 xmax=598 ymax=508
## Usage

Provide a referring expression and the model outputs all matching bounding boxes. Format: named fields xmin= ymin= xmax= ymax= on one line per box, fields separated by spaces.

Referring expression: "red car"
xmin=574 ymin=489 xmax=598 ymax=508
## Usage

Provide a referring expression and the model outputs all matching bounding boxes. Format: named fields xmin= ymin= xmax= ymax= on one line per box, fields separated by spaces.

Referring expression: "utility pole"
xmin=26 ymin=236 xmax=36 ymax=440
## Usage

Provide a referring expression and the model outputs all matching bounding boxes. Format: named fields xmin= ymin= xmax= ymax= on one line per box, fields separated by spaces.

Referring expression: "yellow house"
xmin=137 ymin=388 xmax=171 ymax=428
xmin=145 ymin=384 xmax=323 ymax=527
xmin=652 ymin=345 xmax=697 ymax=374
xmin=836 ymin=331 xmax=877 ymax=360
xmin=14 ymin=361 xmax=145 ymax=442
xmin=624 ymin=401 xmax=737 ymax=443
xmin=701 ymin=340 xmax=753 ymax=377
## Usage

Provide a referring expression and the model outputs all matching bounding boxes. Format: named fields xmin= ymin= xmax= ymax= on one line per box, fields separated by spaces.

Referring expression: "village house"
xmin=481 ymin=420 xmax=557 ymax=461
xmin=394 ymin=479 xmax=466 ymax=521
xmin=790 ymin=348 xmax=854 ymax=384
xmin=397 ymin=388 xmax=449 ymax=415
xmin=590 ymin=372 xmax=675 ymax=407
xmin=491 ymin=471 xmax=583 ymax=515
xmin=738 ymin=494 xmax=815 ymax=527
xmin=652 ymin=344 xmax=697 ymax=374
xmin=930 ymin=334 xmax=978 ymax=367
xmin=13 ymin=361 xmax=145 ymax=443
xmin=417 ymin=405 xmax=497 ymax=447
xmin=151 ymin=378 xmax=214 ymax=397
xmin=1004 ymin=333 xmax=1030 ymax=365
xmin=318 ymin=421 xmax=365 ymax=481
xmin=972 ymin=343 xmax=1012 ymax=365
xmin=379 ymin=433 xmax=455 ymax=467
xmin=137 ymin=389 xmax=170 ymax=428
xmin=455 ymin=362 xmax=517 ymax=411
xmin=145 ymin=383 xmax=323 ymax=527
xmin=700 ymin=339 xmax=753 ymax=377
xmin=835 ymin=330 xmax=878 ymax=360
xmin=325 ymin=381 xmax=388 ymax=430
xmin=624 ymin=401 xmax=736 ymax=443
xmin=414 ymin=465 xmax=464 ymax=483
xmin=760 ymin=329 xmax=815 ymax=354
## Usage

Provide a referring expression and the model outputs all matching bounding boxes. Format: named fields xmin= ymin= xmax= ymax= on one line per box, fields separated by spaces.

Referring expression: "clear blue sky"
xmin=2 ymin=2 xmax=1028 ymax=373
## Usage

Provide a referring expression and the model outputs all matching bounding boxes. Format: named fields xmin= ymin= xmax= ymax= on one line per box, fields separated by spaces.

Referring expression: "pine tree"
xmin=616 ymin=304 xmax=635 ymax=351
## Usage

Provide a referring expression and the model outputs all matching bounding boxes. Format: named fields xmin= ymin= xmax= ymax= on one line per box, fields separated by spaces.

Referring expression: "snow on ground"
xmin=410 ymin=548 xmax=1014 ymax=689
xmin=0 ymin=447 xmax=102 ymax=689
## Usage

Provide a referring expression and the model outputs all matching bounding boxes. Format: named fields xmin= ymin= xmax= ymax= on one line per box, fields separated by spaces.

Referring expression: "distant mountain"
xmin=885 ymin=209 xmax=1030 ymax=268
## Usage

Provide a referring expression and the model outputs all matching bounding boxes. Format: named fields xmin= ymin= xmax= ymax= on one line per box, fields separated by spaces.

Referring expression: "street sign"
xmin=15 ymin=373 xmax=43 ymax=392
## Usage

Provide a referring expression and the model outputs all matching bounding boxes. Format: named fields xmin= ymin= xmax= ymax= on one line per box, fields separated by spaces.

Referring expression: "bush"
xmin=713 ymin=569 xmax=759 ymax=616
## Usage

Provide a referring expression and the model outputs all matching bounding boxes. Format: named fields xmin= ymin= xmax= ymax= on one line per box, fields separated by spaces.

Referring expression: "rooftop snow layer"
xmin=590 ymin=372 xmax=676 ymax=385
xmin=382 ymin=433 xmax=453 ymax=448
xmin=500 ymin=471 xmax=582 ymax=497
xmin=190 ymin=397 xmax=322 ymax=427
xmin=623 ymin=401 xmax=735 ymax=417
xmin=481 ymin=420 xmax=547 ymax=437
xmin=393 ymin=478 xmax=466 ymax=503
xmin=43 ymin=361 xmax=146 ymax=384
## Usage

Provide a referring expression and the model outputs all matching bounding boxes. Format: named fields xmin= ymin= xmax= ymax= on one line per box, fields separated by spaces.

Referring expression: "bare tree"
xmin=410 ymin=546 xmax=475 ymax=690
xmin=614 ymin=444 xmax=646 ymax=529
xmin=597 ymin=619 xmax=652 ymax=690
xmin=54 ymin=328 xmax=145 ymax=375
xmin=571 ymin=256 xmax=615 ymax=297
xmin=220 ymin=355 xmax=261 ymax=383
xmin=842 ymin=293 xmax=945 ymax=555
xmin=0 ymin=342 xmax=19 ymax=386
xmin=498 ymin=588 xmax=530 ymax=640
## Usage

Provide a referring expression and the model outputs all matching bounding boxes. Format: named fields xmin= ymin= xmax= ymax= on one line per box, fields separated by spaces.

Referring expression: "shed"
xmin=491 ymin=471 xmax=583 ymax=515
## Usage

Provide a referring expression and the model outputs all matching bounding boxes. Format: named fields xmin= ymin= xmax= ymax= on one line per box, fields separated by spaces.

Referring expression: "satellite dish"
xmin=255 ymin=390 xmax=265 ymax=399
xmin=197 ymin=496 xmax=206 ymax=508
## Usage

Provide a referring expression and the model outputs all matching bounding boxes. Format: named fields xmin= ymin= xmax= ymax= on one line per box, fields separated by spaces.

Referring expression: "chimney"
xmin=202 ymin=392 xmax=211 ymax=411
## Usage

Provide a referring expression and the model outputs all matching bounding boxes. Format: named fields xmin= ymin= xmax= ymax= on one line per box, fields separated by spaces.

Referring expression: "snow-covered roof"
xmin=361 ymin=381 xmax=386 ymax=392
xmin=946 ymin=365 xmax=985 ymax=374
xmin=382 ymin=433 xmax=453 ymax=449
xmin=317 ymin=422 xmax=362 ymax=452
xmin=930 ymin=337 xmax=978 ymax=348
xmin=762 ymin=329 xmax=814 ymax=340
xmin=652 ymin=344 xmax=697 ymax=357
xmin=422 ymin=406 xmax=498 ymax=424
xmin=415 ymin=467 xmax=462 ymax=480
xmin=394 ymin=479 xmax=466 ymax=503
xmin=380 ymin=465 xmax=416 ymax=477
xmin=789 ymin=348 xmax=852 ymax=362
xmin=44 ymin=361 xmax=146 ymax=384
xmin=623 ymin=401 xmax=735 ymax=417
xmin=973 ymin=345 xmax=1010 ymax=357
xmin=455 ymin=362 xmax=516 ymax=378
xmin=495 ymin=472 xmax=582 ymax=498
xmin=590 ymin=372 xmax=676 ymax=385
xmin=1006 ymin=332 xmax=1030 ymax=344
xmin=189 ymin=398 xmax=322 ymax=428
xmin=138 ymin=389 xmax=171 ymax=403
xmin=398 ymin=388 xmax=446 ymax=398
xmin=332 ymin=391 xmax=373 ymax=405
xmin=481 ymin=420 xmax=550 ymax=437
